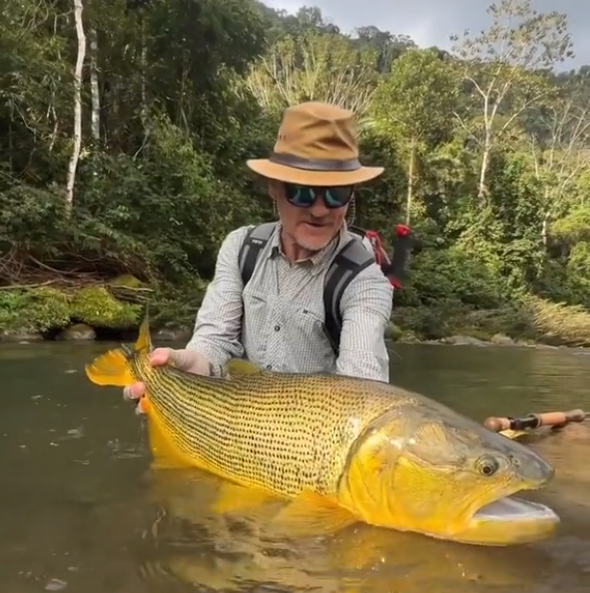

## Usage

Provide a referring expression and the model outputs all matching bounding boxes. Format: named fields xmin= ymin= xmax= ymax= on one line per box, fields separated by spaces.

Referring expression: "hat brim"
xmin=246 ymin=159 xmax=384 ymax=186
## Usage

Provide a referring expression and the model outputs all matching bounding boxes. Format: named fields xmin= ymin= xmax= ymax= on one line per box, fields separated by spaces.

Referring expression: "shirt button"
xmin=266 ymin=364 xmax=272 ymax=370
xmin=274 ymin=325 xmax=281 ymax=331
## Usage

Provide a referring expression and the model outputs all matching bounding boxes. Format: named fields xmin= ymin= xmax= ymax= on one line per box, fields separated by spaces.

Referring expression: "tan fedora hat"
xmin=246 ymin=101 xmax=384 ymax=186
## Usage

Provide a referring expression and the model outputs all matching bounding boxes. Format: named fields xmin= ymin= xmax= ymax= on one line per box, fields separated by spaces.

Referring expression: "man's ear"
xmin=268 ymin=179 xmax=282 ymax=201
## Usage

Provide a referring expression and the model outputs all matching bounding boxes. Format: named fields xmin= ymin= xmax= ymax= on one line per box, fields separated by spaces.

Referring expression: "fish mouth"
xmin=456 ymin=491 xmax=560 ymax=546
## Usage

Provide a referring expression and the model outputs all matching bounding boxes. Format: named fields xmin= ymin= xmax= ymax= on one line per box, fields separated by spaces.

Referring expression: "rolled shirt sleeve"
xmin=336 ymin=263 xmax=393 ymax=383
xmin=186 ymin=227 xmax=250 ymax=366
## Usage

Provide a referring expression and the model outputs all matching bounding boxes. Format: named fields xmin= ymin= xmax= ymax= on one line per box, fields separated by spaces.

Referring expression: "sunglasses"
xmin=284 ymin=183 xmax=355 ymax=209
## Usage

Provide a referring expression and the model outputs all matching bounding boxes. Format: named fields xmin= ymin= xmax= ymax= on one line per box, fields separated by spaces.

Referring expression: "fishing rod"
xmin=483 ymin=409 xmax=588 ymax=433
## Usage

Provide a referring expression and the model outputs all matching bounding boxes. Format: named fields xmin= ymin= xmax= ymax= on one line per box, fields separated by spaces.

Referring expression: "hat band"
xmin=269 ymin=152 xmax=361 ymax=172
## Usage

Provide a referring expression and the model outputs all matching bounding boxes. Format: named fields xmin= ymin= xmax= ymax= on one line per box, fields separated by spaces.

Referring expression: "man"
xmin=124 ymin=101 xmax=393 ymax=408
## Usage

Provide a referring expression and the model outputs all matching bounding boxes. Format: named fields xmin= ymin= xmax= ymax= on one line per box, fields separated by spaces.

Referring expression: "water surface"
xmin=0 ymin=341 xmax=588 ymax=592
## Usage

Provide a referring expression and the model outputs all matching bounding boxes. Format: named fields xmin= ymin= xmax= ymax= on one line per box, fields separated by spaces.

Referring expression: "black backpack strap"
xmin=323 ymin=236 xmax=375 ymax=355
xmin=347 ymin=225 xmax=367 ymax=238
xmin=238 ymin=222 xmax=278 ymax=286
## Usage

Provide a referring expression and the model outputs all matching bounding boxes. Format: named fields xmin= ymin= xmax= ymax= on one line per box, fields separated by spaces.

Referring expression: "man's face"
xmin=270 ymin=180 xmax=351 ymax=253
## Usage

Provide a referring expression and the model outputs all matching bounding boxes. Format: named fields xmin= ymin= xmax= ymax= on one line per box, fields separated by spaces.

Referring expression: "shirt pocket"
xmin=242 ymin=287 xmax=271 ymax=355
xmin=283 ymin=304 xmax=336 ymax=369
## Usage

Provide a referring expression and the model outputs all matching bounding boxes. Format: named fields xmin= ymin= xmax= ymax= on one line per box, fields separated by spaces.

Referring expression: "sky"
xmin=262 ymin=0 xmax=588 ymax=70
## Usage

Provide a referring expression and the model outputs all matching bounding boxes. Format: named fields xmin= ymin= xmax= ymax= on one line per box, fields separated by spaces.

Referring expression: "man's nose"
xmin=309 ymin=194 xmax=331 ymax=217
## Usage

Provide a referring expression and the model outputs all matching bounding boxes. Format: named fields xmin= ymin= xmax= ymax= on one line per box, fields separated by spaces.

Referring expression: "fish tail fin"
xmin=85 ymin=347 xmax=134 ymax=387
xmin=85 ymin=307 xmax=152 ymax=387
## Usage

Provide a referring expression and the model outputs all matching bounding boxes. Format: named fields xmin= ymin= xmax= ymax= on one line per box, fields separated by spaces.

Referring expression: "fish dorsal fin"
xmin=225 ymin=358 xmax=261 ymax=376
xmin=134 ymin=308 xmax=152 ymax=353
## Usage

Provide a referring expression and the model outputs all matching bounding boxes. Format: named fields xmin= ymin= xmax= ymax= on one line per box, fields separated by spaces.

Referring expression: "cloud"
xmin=262 ymin=0 xmax=587 ymax=69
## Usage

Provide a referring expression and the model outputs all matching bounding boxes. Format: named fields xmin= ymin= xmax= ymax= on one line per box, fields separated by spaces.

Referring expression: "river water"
xmin=1 ymin=341 xmax=589 ymax=593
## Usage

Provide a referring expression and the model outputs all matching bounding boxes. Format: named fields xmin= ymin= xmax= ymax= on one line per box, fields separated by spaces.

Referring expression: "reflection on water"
xmin=137 ymin=466 xmax=581 ymax=593
xmin=0 ymin=341 xmax=589 ymax=592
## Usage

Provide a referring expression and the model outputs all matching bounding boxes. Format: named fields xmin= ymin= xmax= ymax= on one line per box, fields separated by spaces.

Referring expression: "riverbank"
xmin=0 ymin=277 xmax=200 ymax=343
xmin=1 ymin=281 xmax=590 ymax=348
xmin=389 ymin=297 xmax=590 ymax=348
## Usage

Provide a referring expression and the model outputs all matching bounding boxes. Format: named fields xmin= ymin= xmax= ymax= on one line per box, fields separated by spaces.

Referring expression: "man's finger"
xmin=170 ymin=348 xmax=209 ymax=373
xmin=123 ymin=382 xmax=146 ymax=401
xmin=149 ymin=348 xmax=173 ymax=367
xmin=123 ymin=385 xmax=135 ymax=401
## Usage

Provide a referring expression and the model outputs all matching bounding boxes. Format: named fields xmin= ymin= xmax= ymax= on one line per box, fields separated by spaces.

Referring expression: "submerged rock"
xmin=58 ymin=323 xmax=96 ymax=341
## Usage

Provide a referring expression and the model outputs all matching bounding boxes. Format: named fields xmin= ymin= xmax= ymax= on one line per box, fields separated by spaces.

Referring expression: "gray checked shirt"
xmin=186 ymin=222 xmax=393 ymax=382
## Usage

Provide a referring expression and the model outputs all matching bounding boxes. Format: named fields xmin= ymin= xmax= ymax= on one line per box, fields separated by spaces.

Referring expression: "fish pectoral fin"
xmin=225 ymin=358 xmax=261 ymax=376
xmin=268 ymin=490 xmax=358 ymax=537
xmin=210 ymin=481 xmax=276 ymax=515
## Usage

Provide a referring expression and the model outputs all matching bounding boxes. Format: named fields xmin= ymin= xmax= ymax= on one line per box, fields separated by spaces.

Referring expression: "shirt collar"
xmin=268 ymin=222 xmax=351 ymax=273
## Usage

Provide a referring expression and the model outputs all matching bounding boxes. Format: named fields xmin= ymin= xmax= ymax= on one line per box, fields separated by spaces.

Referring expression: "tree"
xmin=451 ymin=0 xmax=573 ymax=200
xmin=371 ymin=49 xmax=459 ymax=223
xmin=528 ymin=80 xmax=590 ymax=247
xmin=65 ymin=0 xmax=87 ymax=213
xmin=0 ymin=0 xmax=71 ymax=171
xmin=245 ymin=30 xmax=379 ymax=118
xmin=352 ymin=26 xmax=417 ymax=72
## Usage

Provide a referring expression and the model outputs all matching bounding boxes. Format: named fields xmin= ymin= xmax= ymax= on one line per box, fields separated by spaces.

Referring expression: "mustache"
xmin=303 ymin=216 xmax=331 ymax=225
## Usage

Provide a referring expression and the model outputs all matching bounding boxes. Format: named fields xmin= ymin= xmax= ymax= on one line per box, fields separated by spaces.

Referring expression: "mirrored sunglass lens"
xmin=285 ymin=184 xmax=353 ymax=208
xmin=287 ymin=185 xmax=315 ymax=206
xmin=324 ymin=188 xmax=353 ymax=207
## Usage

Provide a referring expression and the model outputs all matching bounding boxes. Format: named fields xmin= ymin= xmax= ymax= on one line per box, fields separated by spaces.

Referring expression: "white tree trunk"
xmin=65 ymin=0 xmax=86 ymax=213
xmin=406 ymin=141 xmax=415 ymax=225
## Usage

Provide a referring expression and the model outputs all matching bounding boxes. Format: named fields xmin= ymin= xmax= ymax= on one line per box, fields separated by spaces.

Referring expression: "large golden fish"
xmin=85 ymin=315 xmax=560 ymax=546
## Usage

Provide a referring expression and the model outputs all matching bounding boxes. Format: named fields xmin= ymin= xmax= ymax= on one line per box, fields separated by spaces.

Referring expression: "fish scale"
xmin=133 ymin=354 xmax=403 ymax=498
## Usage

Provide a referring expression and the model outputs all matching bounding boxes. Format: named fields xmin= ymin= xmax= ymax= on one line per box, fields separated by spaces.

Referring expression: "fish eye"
xmin=475 ymin=455 xmax=500 ymax=477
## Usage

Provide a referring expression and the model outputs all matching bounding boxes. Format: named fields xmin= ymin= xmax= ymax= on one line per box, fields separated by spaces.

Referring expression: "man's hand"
xmin=123 ymin=347 xmax=211 ymax=413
